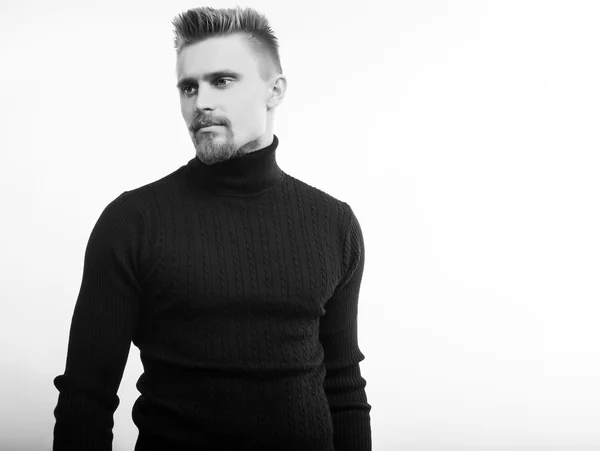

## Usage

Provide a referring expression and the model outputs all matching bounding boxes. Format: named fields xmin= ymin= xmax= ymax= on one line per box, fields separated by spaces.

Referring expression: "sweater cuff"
xmin=325 ymin=364 xmax=372 ymax=451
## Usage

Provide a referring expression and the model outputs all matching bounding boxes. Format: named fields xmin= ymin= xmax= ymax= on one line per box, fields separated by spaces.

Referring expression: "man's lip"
xmin=199 ymin=124 xmax=221 ymax=129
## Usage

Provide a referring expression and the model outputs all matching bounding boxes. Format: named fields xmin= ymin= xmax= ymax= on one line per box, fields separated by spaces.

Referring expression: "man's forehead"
xmin=176 ymin=35 xmax=254 ymax=76
xmin=180 ymin=34 xmax=252 ymax=61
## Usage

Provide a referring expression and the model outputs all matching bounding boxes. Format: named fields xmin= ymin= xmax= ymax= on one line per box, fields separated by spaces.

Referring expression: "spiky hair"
xmin=171 ymin=6 xmax=283 ymax=82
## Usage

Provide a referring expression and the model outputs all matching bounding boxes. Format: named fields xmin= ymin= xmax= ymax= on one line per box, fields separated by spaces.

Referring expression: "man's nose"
xmin=194 ymin=85 xmax=216 ymax=112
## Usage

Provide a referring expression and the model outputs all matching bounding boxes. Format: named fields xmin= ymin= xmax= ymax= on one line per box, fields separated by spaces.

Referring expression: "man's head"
xmin=172 ymin=6 xmax=287 ymax=165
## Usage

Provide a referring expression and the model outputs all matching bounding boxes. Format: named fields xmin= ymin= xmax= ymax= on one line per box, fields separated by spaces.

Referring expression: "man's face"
xmin=176 ymin=34 xmax=272 ymax=165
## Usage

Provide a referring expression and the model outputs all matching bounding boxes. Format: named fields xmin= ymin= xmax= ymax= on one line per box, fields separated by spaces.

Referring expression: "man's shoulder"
xmin=101 ymin=161 xmax=188 ymax=217
xmin=282 ymin=172 xmax=353 ymax=220
xmin=124 ymin=162 xmax=188 ymax=197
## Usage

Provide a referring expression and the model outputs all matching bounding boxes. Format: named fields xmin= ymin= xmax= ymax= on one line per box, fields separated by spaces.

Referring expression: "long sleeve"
xmin=319 ymin=203 xmax=372 ymax=451
xmin=52 ymin=192 xmax=145 ymax=451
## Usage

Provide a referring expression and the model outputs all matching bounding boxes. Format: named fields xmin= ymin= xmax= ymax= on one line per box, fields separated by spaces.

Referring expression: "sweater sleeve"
xmin=319 ymin=203 xmax=372 ymax=451
xmin=52 ymin=192 xmax=145 ymax=451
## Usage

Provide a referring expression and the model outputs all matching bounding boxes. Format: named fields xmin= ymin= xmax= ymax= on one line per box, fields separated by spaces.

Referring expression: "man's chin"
xmin=195 ymin=141 xmax=236 ymax=164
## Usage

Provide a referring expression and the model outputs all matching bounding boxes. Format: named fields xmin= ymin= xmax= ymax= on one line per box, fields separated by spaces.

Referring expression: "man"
xmin=53 ymin=6 xmax=371 ymax=451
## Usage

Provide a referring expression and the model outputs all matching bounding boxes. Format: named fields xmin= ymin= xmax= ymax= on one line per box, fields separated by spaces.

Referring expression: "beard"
xmin=192 ymin=127 xmax=261 ymax=166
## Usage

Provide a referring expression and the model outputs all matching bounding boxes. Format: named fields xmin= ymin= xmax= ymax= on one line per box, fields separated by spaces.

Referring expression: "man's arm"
xmin=53 ymin=192 xmax=144 ymax=451
xmin=319 ymin=203 xmax=372 ymax=451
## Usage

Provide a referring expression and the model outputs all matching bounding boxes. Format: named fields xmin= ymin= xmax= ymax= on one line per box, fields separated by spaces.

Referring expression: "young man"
xmin=53 ymin=6 xmax=372 ymax=451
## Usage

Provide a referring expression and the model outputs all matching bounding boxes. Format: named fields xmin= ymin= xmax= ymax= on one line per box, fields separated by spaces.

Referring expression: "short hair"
xmin=171 ymin=6 xmax=283 ymax=82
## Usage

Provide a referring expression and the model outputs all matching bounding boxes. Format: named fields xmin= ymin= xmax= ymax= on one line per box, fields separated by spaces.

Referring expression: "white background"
xmin=1 ymin=0 xmax=599 ymax=450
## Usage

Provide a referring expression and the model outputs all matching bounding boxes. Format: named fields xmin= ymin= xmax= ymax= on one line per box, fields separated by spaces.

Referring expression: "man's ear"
xmin=268 ymin=75 xmax=287 ymax=108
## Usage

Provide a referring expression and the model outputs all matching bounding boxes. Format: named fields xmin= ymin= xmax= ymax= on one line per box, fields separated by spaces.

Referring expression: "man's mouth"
xmin=197 ymin=125 xmax=221 ymax=133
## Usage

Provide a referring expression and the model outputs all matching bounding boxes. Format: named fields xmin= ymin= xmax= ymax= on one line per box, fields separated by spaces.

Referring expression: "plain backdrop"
xmin=1 ymin=0 xmax=599 ymax=450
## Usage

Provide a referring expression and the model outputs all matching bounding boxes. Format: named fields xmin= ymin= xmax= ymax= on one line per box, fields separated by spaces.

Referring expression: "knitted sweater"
xmin=52 ymin=134 xmax=371 ymax=451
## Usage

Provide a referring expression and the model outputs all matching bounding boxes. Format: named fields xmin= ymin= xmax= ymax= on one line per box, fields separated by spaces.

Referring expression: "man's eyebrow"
xmin=175 ymin=70 xmax=242 ymax=89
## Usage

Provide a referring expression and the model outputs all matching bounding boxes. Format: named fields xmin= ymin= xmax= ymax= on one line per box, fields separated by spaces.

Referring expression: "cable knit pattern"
xmin=52 ymin=135 xmax=371 ymax=451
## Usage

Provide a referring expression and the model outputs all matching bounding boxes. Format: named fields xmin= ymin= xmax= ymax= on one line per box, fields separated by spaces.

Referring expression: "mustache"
xmin=191 ymin=117 xmax=227 ymax=132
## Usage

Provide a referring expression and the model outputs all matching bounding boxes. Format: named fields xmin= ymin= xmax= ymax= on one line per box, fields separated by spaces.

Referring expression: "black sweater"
xmin=52 ymin=134 xmax=372 ymax=451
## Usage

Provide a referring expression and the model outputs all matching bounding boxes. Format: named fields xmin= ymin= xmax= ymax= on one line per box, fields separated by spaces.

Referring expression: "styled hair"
xmin=171 ymin=6 xmax=283 ymax=82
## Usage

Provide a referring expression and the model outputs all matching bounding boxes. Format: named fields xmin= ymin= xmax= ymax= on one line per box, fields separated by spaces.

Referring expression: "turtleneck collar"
xmin=185 ymin=134 xmax=284 ymax=197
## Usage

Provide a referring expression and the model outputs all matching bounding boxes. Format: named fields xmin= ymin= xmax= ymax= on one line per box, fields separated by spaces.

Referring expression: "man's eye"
xmin=181 ymin=79 xmax=231 ymax=95
xmin=215 ymin=78 xmax=232 ymax=87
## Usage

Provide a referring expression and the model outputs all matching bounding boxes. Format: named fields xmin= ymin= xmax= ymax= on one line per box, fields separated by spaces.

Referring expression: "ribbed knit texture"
xmin=52 ymin=134 xmax=371 ymax=451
